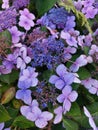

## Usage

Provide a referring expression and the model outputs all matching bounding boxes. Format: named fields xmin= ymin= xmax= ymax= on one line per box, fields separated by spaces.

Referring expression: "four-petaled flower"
xmin=57 ymin=85 xmax=78 ymax=113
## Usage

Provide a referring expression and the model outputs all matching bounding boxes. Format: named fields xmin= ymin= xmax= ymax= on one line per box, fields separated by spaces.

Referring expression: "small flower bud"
xmin=1 ymin=87 xmax=15 ymax=104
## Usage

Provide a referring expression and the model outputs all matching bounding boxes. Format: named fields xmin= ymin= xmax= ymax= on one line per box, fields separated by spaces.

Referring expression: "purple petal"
xmin=27 ymin=106 xmax=41 ymax=121
xmin=20 ymin=106 xmax=31 ymax=116
xmin=68 ymin=91 xmax=78 ymax=102
xmin=62 ymin=85 xmax=72 ymax=96
xmin=56 ymin=64 xmax=67 ymax=76
xmin=53 ymin=114 xmax=62 ymax=124
xmin=55 ymin=79 xmax=65 ymax=90
xmin=89 ymin=117 xmax=97 ymax=130
xmin=49 ymin=75 xmax=59 ymax=84
xmin=70 ymin=63 xmax=80 ymax=72
xmin=54 ymin=106 xmax=63 ymax=114
xmin=89 ymin=87 xmax=97 ymax=94
xmin=41 ymin=112 xmax=53 ymax=121
xmin=0 ymin=123 xmax=4 ymax=130
xmin=31 ymin=100 xmax=39 ymax=107
xmin=31 ymin=78 xmax=38 ymax=87
xmin=57 ymin=94 xmax=65 ymax=103
xmin=63 ymin=99 xmax=71 ymax=112
xmin=31 ymin=106 xmax=41 ymax=117
xmin=83 ymin=106 xmax=91 ymax=118
xmin=35 ymin=118 xmax=48 ymax=128
xmin=63 ymin=73 xmax=75 ymax=85
xmin=16 ymin=89 xmax=32 ymax=104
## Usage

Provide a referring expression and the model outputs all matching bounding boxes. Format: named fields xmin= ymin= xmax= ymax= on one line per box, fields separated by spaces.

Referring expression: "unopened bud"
xmin=1 ymin=87 xmax=15 ymax=104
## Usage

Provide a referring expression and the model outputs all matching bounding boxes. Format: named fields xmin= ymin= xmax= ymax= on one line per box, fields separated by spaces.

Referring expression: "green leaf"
xmin=63 ymin=118 xmax=79 ymax=130
xmin=78 ymin=67 xmax=91 ymax=80
xmin=35 ymin=0 xmax=58 ymax=16
xmin=0 ymin=105 xmax=11 ymax=122
xmin=66 ymin=102 xmax=81 ymax=117
xmin=13 ymin=116 xmax=34 ymax=129
xmin=42 ymin=70 xmax=54 ymax=81
xmin=0 ymin=70 xmax=19 ymax=84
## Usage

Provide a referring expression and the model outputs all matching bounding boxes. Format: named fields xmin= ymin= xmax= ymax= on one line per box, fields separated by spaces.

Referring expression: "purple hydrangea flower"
xmin=19 ymin=9 xmax=35 ymax=31
xmin=18 ymin=66 xmax=38 ymax=88
xmin=16 ymin=89 xmax=32 ymax=104
xmin=49 ymin=64 xmax=76 ymax=90
xmin=65 ymin=16 xmax=76 ymax=31
xmin=83 ymin=106 xmax=98 ymax=130
xmin=70 ymin=55 xmax=93 ymax=72
xmin=37 ymin=7 xmax=72 ymax=29
xmin=63 ymin=46 xmax=76 ymax=60
xmin=30 ymin=36 xmax=65 ymax=69
xmin=19 ymin=8 xmax=35 ymax=20
xmin=19 ymin=15 xmax=35 ymax=31
xmin=2 ymin=0 xmax=9 ymax=9
xmin=12 ymin=0 xmax=30 ymax=9
xmin=57 ymin=85 xmax=78 ymax=113
xmin=16 ymin=66 xmax=38 ymax=104
xmin=81 ymin=78 xmax=98 ymax=95
xmin=8 ymin=26 xmax=23 ymax=43
xmin=0 ymin=6 xmax=17 ymax=32
xmin=61 ymin=31 xmax=78 ymax=47
xmin=82 ymin=0 xmax=95 ymax=7
xmin=89 ymin=45 xmax=98 ymax=55
xmin=21 ymin=100 xmax=53 ymax=128
xmin=16 ymin=46 xmax=31 ymax=69
xmin=85 ymin=6 xmax=98 ymax=19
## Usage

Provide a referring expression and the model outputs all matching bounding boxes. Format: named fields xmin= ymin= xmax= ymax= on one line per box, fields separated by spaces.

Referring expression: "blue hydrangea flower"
xmin=49 ymin=64 xmax=75 ymax=90
xmin=18 ymin=66 xmax=38 ymax=88
xmin=21 ymin=100 xmax=53 ymax=128
xmin=37 ymin=7 xmax=72 ymax=29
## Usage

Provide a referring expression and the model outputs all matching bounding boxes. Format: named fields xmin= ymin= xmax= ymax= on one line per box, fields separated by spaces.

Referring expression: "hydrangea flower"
xmin=61 ymin=31 xmax=78 ymax=47
xmin=37 ymin=7 xmax=71 ymax=29
xmin=12 ymin=0 xmax=30 ymax=9
xmin=18 ymin=66 xmax=38 ymax=88
xmin=57 ymin=85 xmax=78 ymax=113
xmin=16 ymin=46 xmax=31 ymax=69
xmin=84 ymin=6 xmax=98 ymax=19
xmin=19 ymin=8 xmax=35 ymax=30
xmin=63 ymin=46 xmax=76 ymax=60
xmin=0 ymin=7 xmax=17 ymax=32
xmin=65 ymin=16 xmax=76 ymax=31
xmin=16 ymin=89 xmax=32 ymax=104
xmin=81 ymin=78 xmax=98 ymax=95
xmin=16 ymin=66 xmax=38 ymax=104
xmin=8 ymin=26 xmax=23 ymax=43
xmin=21 ymin=100 xmax=53 ymax=128
xmin=83 ymin=106 xmax=98 ymax=130
xmin=2 ymin=0 xmax=9 ymax=9
xmin=49 ymin=64 xmax=78 ymax=90
xmin=19 ymin=8 xmax=35 ymax=20
xmin=70 ymin=55 xmax=93 ymax=72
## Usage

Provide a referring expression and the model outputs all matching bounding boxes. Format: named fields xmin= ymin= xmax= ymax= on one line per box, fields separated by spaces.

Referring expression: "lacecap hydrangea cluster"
xmin=0 ymin=0 xmax=98 ymax=129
